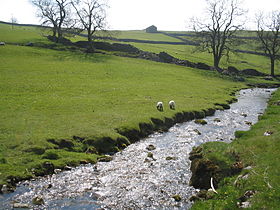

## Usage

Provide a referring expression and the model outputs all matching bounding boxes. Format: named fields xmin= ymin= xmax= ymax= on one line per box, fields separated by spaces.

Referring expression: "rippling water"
xmin=0 ymin=88 xmax=276 ymax=209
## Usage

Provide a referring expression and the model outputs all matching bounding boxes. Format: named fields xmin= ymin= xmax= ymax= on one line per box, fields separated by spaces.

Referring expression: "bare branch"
xmin=191 ymin=0 xmax=246 ymax=69
xmin=31 ymin=0 xmax=73 ymax=41
xmin=71 ymin=0 xmax=107 ymax=51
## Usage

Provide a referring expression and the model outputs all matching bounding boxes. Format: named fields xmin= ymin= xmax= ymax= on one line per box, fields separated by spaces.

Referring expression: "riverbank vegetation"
xmin=191 ymin=89 xmax=280 ymax=209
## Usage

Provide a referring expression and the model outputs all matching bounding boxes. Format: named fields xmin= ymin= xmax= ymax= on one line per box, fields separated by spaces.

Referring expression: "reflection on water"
xmin=0 ymin=88 xmax=276 ymax=209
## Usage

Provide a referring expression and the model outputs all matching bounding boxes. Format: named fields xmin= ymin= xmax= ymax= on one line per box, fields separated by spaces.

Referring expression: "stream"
xmin=0 ymin=88 xmax=276 ymax=209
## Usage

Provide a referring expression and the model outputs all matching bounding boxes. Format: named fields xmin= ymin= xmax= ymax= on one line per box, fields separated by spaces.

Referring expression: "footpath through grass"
xmin=191 ymin=89 xmax=280 ymax=209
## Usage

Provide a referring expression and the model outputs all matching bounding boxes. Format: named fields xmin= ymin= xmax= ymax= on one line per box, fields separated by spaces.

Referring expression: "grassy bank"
xmin=191 ymin=88 xmax=280 ymax=209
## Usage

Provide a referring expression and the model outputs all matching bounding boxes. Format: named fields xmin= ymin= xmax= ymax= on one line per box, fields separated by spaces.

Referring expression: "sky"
xmin=0 ymin=0 xmax=279 ymax=31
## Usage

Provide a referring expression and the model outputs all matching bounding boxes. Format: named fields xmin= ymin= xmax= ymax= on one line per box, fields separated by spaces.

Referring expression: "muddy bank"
xmin=189 ymin=144 xmax=242 ymax=191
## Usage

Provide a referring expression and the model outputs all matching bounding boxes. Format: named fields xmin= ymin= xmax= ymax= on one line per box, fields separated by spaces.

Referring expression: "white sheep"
xmin=156 ymin=102 xmax=163 ymax=111
xmin=169 ymin=100 xmax=176 ymax=110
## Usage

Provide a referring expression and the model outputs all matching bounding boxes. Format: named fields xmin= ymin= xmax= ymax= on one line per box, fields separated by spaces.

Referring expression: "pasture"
xmin=0 ymin=23 xmax=246 ymax=184
xmin=0 ymin=21 xmax=279 ymax=200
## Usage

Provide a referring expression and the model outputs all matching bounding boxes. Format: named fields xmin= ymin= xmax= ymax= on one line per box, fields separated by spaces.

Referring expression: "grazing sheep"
xmin=169 ymin=100 xmax=175 ymax=110
xmin=156 ymin=102 xmax=163 ymax=111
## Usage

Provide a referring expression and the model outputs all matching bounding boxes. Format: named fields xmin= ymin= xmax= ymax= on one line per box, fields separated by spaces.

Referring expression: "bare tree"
xmin=71 ymin=0 xmax=107 ymax=52
xmin=10 ymin=15 xmax=18 ymax=29
xmin=256 ymin=11 xmax=280 ymax=77
xmin=31 ymin=0 xmax=72 ymax=41
xmin=191 ymin=0 xmax=246 ymax=70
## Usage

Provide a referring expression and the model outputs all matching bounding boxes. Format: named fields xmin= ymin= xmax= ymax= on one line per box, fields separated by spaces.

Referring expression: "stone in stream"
xmin=189 ymin=189 xmax=215 ymax=201
xmin=166 ymin=156 xmax=178 ymax=161
xmin=147 ymin=152 xmax=156 ymax=161
xmin=32 ymin=196 xmax=45 ymax=205
xmin=80 ymin=160 xmax=90 ymax=164
xmin=213 ymin=118 xmax=221 ymax=122
xmin=193 ymin=129 xmax=202 ymax=135
xmin=64 ymin=166 xmax=72 ymax=171
xmin=172 ymin=194 xmax=182 ymax=202
xmin=13 ymin=203 xmax=30 ymax=208
xmin=98 ymin=155 xmax=113 ymax=162
xmin=194 ymin=119 xmax=207 ymax=125
xmin=245 ymin=121 xmax=252 ymax=126
xmin=54 ymin=169 xmax=62 ymax=174
xmin=146 ymin=144 xmax=156 ymax=151
xmin=147 ymin=152 xmax=153 ymax=158
xmin=144 ymin=158 xmax=152 ymax=163
xmin=0 ymin=184 xmax=14 ymax=193
xmin=241 ymin=113 xmax=248 ymax=117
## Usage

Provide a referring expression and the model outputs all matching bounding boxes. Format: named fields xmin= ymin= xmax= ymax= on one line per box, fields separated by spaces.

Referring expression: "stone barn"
xmin=145 ymin=25 xmax=157 ymax=33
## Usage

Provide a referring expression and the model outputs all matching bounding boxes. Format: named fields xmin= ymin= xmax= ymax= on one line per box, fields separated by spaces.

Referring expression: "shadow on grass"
xmin=36 ymin=41 xmax=112 ymax=63
xmin=274 ymin=75 xmax=280 ymax=82
xmin=56 ymin=51 xmax=111 ymax=63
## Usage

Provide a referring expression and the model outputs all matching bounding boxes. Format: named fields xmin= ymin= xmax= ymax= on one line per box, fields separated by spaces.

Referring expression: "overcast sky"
xmin=0 ymin=0 xmax=279 ymax=31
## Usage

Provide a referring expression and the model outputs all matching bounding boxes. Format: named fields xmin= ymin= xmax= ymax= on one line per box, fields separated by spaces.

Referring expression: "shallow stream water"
xmin=0 ymin=88 xmax=276 ymax=209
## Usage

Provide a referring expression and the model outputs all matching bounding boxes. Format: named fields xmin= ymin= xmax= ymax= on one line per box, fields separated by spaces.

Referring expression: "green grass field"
xmin=106 ymin=30 xmax=279 ymax=74
xmin=0 ymin=24 xmax=247 ymax=185
xmin=0 ymin=23 xmax=47 ymax=44
xmin=0 ymin=22 xmax=279 ymax=208
xmin=109 ymin=30 xmax=182 ymax=42
xmin=128 ymin=42 xmax=279 ymax=75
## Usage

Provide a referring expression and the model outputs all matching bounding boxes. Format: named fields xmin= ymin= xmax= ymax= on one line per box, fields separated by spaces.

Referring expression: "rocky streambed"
xmin=0 ymin=88 xmax=276 ymax=209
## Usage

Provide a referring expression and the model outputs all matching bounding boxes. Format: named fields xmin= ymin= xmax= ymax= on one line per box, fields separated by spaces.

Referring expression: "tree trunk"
xmin=270 ymin=57 xmax=275 ymax=77
xmin=57 ymin=28 xmax=63 ymax=41
xmin=52 ymin=28 xmax=57 ymax=37
xmin=214 ymin=55 xmax=222 ymax=72
xmin=87 ymin=31 xmax=94 ymax=53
